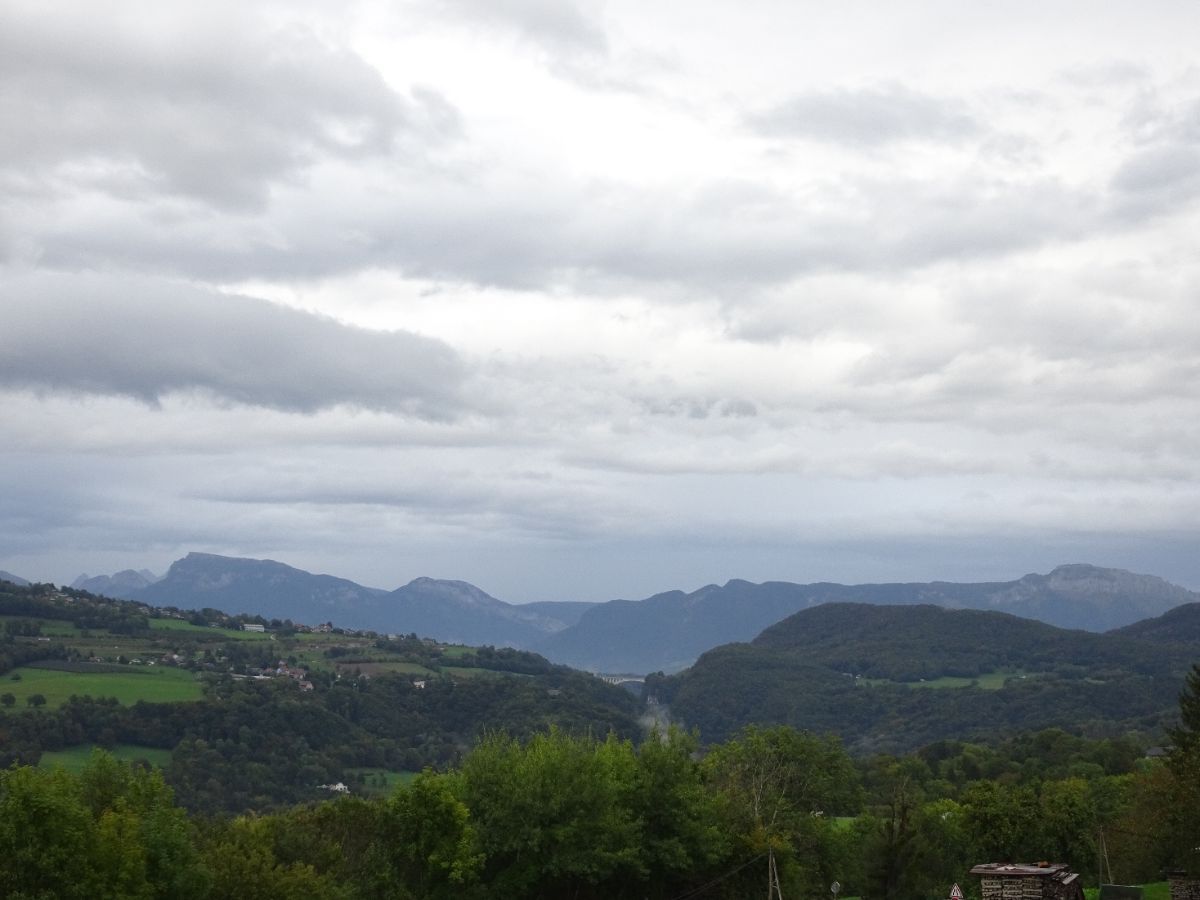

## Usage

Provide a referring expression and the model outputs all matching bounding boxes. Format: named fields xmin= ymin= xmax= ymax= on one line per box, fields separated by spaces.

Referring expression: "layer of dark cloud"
xmin=0 ymin=272 xmax=466 ymax=415
xmin=0 ymin=4 xmax=459 ymax=211
xmin=747 ymin=85 xmax=979 ymax=146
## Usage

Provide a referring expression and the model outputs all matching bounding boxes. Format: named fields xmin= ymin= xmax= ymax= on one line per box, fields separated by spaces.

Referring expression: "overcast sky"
xmin=3 ymin=0 xmax=1200 ymax=601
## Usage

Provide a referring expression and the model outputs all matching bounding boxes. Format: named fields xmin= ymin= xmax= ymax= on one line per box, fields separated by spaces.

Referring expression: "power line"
xmin=668 ymin=853 xmax=767 ymax=900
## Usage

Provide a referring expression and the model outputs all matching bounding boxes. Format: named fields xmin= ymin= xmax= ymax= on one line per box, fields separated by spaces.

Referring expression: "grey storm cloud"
xmin=747 ymin=85 xmax=980 ymax=146
xmin=0 ymin=5 xmax=460 ymax=211
xmin=0 ymin=273 xmax=467 ymax=416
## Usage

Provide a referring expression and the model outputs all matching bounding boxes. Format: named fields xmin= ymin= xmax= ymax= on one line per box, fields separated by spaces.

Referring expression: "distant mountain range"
xmin=0 ymin=570 xmax=29 ymax=586
xmin=537 ymin=564 xmax=1198 ymax=673
xmin=71 ymin=569 xmax=161 ymax=596
xmin=22 ymin=553 xmax=1200 ymax=674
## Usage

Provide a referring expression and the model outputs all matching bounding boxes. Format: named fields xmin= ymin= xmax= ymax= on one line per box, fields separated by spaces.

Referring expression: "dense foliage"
xmin=0 ymin=669 xmax=640 ymax=813
xmin=3 ymin=714 xmax=1198 ymax=900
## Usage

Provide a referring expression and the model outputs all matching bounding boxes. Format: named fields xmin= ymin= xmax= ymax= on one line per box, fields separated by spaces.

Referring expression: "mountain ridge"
xmin=536 ymin=563 xmax=1197 ymax=673
xmin=1110 ymin=601 xmax=1200 ymax=644
xmin=0 ymin=570 xmax=30 ymax=586
xmin=71 ymin=569 xmax=161 ymax=597
xmin=53 ymin=554 xmax=1198 ymax=673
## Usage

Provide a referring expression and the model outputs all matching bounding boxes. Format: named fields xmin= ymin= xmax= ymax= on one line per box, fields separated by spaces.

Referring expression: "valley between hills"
xmin=3 ymin=563 xmax=1200 ymax=898
xmin=2 ymin=558 xmax=1197 ymax=774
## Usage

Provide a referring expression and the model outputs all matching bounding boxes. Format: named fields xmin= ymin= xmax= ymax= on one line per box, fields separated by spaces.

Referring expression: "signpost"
xmin=951 ymin=884 xmax=965 ymax=900
xmin=832 ymin=882 xmax=841 ymax=899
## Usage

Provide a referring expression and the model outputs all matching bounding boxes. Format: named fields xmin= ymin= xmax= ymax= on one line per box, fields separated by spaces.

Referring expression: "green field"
xmin=863 ymin=670 xmax=1039 ymax=690
xmin=0 ymin=614 xmax=81 ymax=637
xmin=51 ymin=636 xmax=178 ymax=662
xmin=386 ymin=661 xmax=437 ymax=674
xmin=148 ymin=618 xmax=271 ymax=640
xmin=343 ymin=661 xmax=437 ymax=677
xmin=147 ymin=618 xmax=213 ymax=632
xmin=346 ymin=767 xmax=419 ymax=797
xmin=911 ymin=670 xmax=1038 ymax=690
xmin=290 ymin=648 xmax=331 ymax=669
xmin=292 ymin=631 xmax=347 ymax=643
xmin=442 ymin=665 xmax=518 ymax=679
xmin=3 ymin=664 xmax=203 ymax=708
xmin=39 ymin=743 xmax=173 ymax=773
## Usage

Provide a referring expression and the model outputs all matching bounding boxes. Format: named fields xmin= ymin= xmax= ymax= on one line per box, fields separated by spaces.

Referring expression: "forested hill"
xmin=1109 ymin=601 xmax=1200 ymax=644
xmin=752 ymin=602 xmax=1181 ymax=680
xmin=0 ymin=578 xmax=640 ymax=814
xmin=651 ymin=602 xmax=1197 ymax=753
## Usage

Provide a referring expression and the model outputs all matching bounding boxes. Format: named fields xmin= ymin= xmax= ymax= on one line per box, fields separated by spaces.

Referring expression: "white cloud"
xmin=4 ymin=0 xmax=1200 ymax=596
xmin=0 ymin=1 xmax=459 ymax=210
xmin=747 ymin=85 xmax=980 ymax=146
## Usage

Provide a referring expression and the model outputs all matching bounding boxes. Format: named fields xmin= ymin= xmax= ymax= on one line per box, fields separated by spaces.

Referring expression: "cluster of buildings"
xmin=239 ymin=660 xmax=314 ymax=692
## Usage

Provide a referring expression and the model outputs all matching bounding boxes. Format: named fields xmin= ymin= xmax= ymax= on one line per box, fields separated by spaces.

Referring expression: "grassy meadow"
xmin=4 ymin=663 xmax=203 ymax=708
xmin=1 ymin=614 xmax=82 ymax=637
xmin=862 ymin=670 xmax=1040 ymax=690
xmin=39 ymin=743 xmax=173 ymax=772
xmin=345 ymin=767 xmax=420 ymax=797
xmin=148 ymin=618 xmax=272 ymax=640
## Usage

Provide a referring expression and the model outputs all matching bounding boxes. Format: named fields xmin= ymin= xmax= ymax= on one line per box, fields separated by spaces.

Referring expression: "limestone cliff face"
xmin=137 ymin=553 xmax=384 ymax=626
xmin=71 ymin=569 xmax=161 ymax=598
xmin=984 ymin=564 xmax=1198 ymax=630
